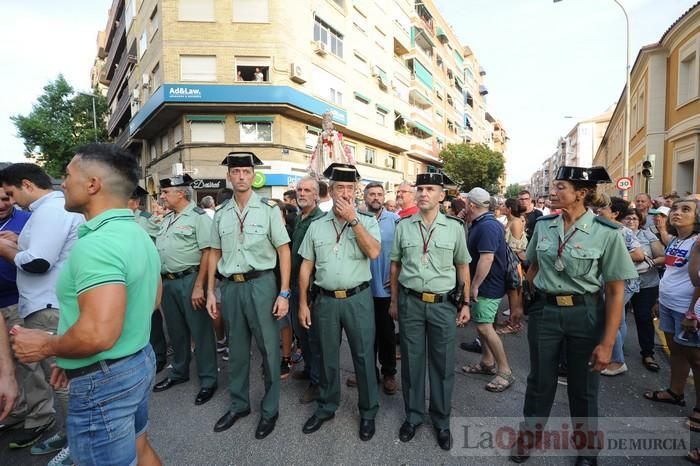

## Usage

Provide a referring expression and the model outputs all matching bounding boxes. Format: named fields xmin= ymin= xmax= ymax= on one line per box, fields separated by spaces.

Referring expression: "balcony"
xmin=106 ymin=51 xmax=129 ymax=103
xmin=107 ymin=88 xmax=131 ymax=135
xmin=409 ymin=85 xmax=432 ymax=107
xmin=104 ymin=14 xmax=126 ymax=81
xmin=393 ymin=22 xmax=410 ymax=56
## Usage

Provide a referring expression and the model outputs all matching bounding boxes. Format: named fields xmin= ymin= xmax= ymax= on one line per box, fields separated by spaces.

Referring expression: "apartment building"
xmin=98 ymin=0 xmax=504 ymax=200
xmin=594 ymin=2 xmax=700 ymax=197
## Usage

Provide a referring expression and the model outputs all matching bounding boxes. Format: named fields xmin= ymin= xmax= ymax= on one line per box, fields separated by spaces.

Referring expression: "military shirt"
xmin=155 ymin=202 xmax=212 ymax=273
xmin=298 ymin=210 xmax=380 ymax=290
xmin=134 ymin=209 xmax=160 ymax=238
xmin=526 ymin=210 xmax=638 ymax=295
xmin=210 ymin=191 xmax=290 ymax=276
xmin=291 ymin=206 xmax=325 ymax=283
xmin=390 ymin=212 xmax=471 ymax=294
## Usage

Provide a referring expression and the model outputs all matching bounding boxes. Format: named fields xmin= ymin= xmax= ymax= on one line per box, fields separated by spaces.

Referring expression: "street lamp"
xmin=554 ymin=0 xmax=631 ymax=195
xmin=76 ymin=91 xmax=98 ymax=142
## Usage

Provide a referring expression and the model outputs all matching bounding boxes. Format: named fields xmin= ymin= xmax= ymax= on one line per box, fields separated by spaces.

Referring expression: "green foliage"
xmin=11 ymin=75 xmax=109 ymax=177
xmin=505 ymin=183 xmax=523 ymax=199
xmin=440 ymin=143 xmax=505 ymax=193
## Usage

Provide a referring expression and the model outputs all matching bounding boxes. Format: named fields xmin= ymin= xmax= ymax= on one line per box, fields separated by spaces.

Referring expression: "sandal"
xmin=687 ymin=408 xmax=700 ymax=432
xmin=461 ymin=362 xmax=497 ymax=376
xmin=642 ymin=357 xmax=660 ymax=372
xmin=485 ymin=372 xmax=514 ymax=392
xmin=688 ymin=448 xmax=700 ymax=465
xmin=497 ymin=323 xmax=522 ymax=335
xmin=643 ymin=388 xmax=686 ymax=406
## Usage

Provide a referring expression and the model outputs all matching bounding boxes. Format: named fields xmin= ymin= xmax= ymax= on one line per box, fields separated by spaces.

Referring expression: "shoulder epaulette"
xmin=261 ymin=197 xmax=277 ymax=208
xmin=396 ymin=215 xmax=412 ymax=224
xmin=193 ymin=206 xmax=206 ymax=215
xmin=358 ymin=210 xmax=373 ymax=217
xmin=139 ymin=211 xmax=152 ymax=219
xmin=536 ymin=214 xmax=559 ymax=222
xmin=446 ymin=214 xmax=464 ymax=225
xmin=594 ymin=216 xmax=620 ymax=229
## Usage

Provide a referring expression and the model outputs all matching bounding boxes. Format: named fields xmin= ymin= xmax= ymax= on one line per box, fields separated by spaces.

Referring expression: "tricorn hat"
xmin=221 ymin=151 xmax=263 ymax=168
xmin=130 ymin=185 xmax=148 ymax=199
xmin=159 ymin=174 xmax=194 ymax=188
xmin=415 ymin=172 xmax=455 ymax=187
xmin=322 ymin=163 xmax=361 ymax=182
xmin=554 ymin=166 xmax=612 ymax=184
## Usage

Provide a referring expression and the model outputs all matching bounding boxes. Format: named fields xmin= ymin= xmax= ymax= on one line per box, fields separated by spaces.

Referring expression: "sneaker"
xmin=8 ymin=418 xmax=56 ymax=449
xmin=299 ymin=383 xmax=320 ymax=404
xmin=557 ymin=376 xmax=568 ymax=386
xmin=221 ymin=348 xmax=229 ymax=361
xmin=502 ymin=309 xmax=511 ymax=316
xmin=30 ymin=431 xmax=67 ymax=455
xmin=216 ymin=338 xmax=227 ymax=353
xmin=48 ymin=446 xmax=73 ymax=466
xmin=290 ymin=349 xmax=303 ymax=365
xmin=0 ymin=420 xmax=23 ymax=434
xmin=280 ymin=357 xmax=291 ymax=380
xmin=601 ymin=363 xmax=628 ymax=376
xmin=459 ymin=340 xmax=482 ymax=354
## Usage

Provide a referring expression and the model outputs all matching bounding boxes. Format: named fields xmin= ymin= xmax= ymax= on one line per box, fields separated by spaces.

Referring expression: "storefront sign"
xmin=191 ymin=179 xmax=226 ymax=190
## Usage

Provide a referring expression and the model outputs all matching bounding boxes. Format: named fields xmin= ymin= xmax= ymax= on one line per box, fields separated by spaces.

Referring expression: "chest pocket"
xmin=346 ymin=229 xmax=366 ymax=260
xmin=219 ymin=224 xmax=236 ymax=253
xmin=432 ymin=241 xmax=454 ymax=269
xmin=173 ymin=226 xmax=195 ymax=241
xmin=565 ymin=247 xmax=601 ymax=277
xmin=535 ymin=238 xmax=554 ymax=259
xmin=244 ymin=223 xmax=267 ymax=246
xmin=314 ymin=239 xmax=335 ymax=264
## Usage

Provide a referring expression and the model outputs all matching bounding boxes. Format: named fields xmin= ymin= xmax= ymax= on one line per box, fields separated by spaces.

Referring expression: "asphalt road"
xmin=2 ymin=311 xmax=696 ymax=465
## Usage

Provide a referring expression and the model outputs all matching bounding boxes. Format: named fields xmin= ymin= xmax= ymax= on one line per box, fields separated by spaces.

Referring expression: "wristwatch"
xmin=278 ymin=290 xmax=291 ymax=299
xmin=349 ymin=218 xmax=360 ymax=227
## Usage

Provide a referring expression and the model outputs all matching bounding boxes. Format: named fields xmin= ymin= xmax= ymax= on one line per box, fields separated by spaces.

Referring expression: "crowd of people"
xmin=0 ymin=142 xmax=699 ymax=465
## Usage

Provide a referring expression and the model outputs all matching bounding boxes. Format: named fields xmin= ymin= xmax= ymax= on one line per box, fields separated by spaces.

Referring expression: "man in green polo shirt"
xmin=10 ymin=143 xmax=161 ymax=466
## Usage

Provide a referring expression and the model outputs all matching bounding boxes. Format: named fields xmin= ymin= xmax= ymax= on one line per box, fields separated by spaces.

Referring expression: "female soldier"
xmin=510 ymin=166 xmax=637 ymax=466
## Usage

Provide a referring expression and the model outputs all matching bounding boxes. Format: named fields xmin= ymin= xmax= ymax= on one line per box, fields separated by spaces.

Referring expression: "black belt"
xmin=544 ymin=293 xmax=588 ymax=307
xmin=64 ymin=353 xmax=134 ymax=380
xmin=227 ymin=269 xmax=272 ymax=283
xmin=162 ymin=266 xmax=199 ymax=280
xmin=404 ymin=287 xmax=448 ymax=304
xmin=317 ymin=282 xmax=369 ymax=299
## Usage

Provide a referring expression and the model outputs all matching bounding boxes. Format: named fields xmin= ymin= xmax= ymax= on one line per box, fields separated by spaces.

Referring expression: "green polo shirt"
xmin=155 ymin=201 xmax=212 ymax=273
xmin=56 ymin=209 xmax=161 ymax=370
xmin=299 ymin=210 xmax=380 ymax=290
xmin=134 ymin=209 xmax=160 ymax=238
xmin=391 ymin=212 xmax=471 ymax=294
xmin=291 ymin=206 xmax=324 ymax=283
xmin=210 ymin=191 xmax=290 ymax=276
xmin=526 ymin=210 xmax=638 ymax=295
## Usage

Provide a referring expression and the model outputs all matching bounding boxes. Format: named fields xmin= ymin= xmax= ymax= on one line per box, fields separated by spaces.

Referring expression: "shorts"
xmin=658 ymin=303 xmax=700 ymax=348
xmin=471 ymin=297 xmax=503 ymax=324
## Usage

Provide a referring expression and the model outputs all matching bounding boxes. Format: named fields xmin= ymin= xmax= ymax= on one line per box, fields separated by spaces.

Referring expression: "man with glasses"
xmin=535 ymin=197 xmax=550 ymax=215
xmin=397 ymin=182 xmax=418 ymax=219
xmin=517 ymin=190 xmax=542 ymax=241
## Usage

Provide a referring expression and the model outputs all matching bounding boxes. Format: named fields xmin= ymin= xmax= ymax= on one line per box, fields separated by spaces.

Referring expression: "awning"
xmin=354 ymin=91 xmax=370 ymax=102
xmin=453 ymin=50 xmax=464 ymax=67
xmin=376 ymin=68 xmax=389 ymax=84
xmin=412 ymin=58 xmax=433 ymax=89
xmin=436 ymin=26 xmax=448 ymax=42
xmin=479 ymin=84 xmax=489 ymax=96
xmin=394 ymin=110 xmax=409 ymax=121
xmin=409 ymin=88 xmax=432 ymax=106
xmin=412 ymin=26 xmax=435 ymax=49
xmin=235 ymin=116 xmax=274 ymax=123
xmin=454 ymin=74 xmax=464 ymax=87
xmin=376 ymin=103 xmax=391 ymax=113
xmin=186 ymin=115 xmax=225 ymax=122
xmin=411 ymin=120 xmax=433 ymax=136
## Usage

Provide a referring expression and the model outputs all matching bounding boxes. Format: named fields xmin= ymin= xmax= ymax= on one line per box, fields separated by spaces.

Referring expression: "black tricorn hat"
xmin=322 ymin=163 xmax=361 ymax=182
xmin=221 ymin=152 xmax=263 ymax=168
xmin=159 ymin=174 xmax=194 ymax=188
xmin=415 ymin=172 xmax=455 ymax=187
xmin=130 ymin=185 xmax=148 ymax=199
xmin=554 ymin=166 xmax=612 ymax=184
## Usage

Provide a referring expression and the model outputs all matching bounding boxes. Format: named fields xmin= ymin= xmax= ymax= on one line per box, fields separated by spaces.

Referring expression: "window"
xmin=179 ymin=0 xmax=214 ymax=21
xmin=150 ymin=62 xmax=161 ymax=91
xmin=346 ymin=143 xmax=356 ymax=161
xmin=191 ymin=121 xmax=225 ymax=142
xmin=385 ymin=154 xmax=397 ymax=170
xmin=305 ymin=127 xmax=320 ymax=149
xmin=149 ymin=141 xmax=157 ymax=160
xmin=149 ymin=6 xmax=159 ymax=38
xmin=630 ymin=98 xmax=638 ymax=133
xmin=364 ymin=147 xmax=376 ymax=165
xmin=637 ymin=91 xmax=645 ymax=130
xmin=376 ymin=106 xmax=387 ymax=126
xmin=678 ymin=36 xmax=699 ymax=106
xmin=374 ymin=26 xmax=386 ymax=50
xmin=181 ymin=55 xmax=217 ymax=81
xmin=240 ymin=122 xmax=272 ymax=143
xmin=312 ymin=64 xmax=345 ymax=105
xmin=352 ymin=6 xmax=367 ymax=35
xmin=354 ymin=93 xmax=369 ymax=118
xmin=235 ymin=56 xmax=271 ymax=82
xmin=174 ymin=123 xmax=183 ymax=145
xmin=353 ymin=52 xmax=370 ymax=76
xmin=232 ymin=0 xmax=269 ymax=23
xmin=139 ymin=30 xmax=148 ymax=58
xmin=125 ymin=0 xmax=135 ymax=29
xmin=161 ymin=133 xmax=170 ymax=153
xmin=314 ymin=16 xmax=344 ymax=58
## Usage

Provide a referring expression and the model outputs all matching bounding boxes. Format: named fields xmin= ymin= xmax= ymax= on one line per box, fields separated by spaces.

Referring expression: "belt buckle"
xmin=233 ymin=274 xmax=245 ymax=282
xmin=334 ymin=290 xmax=347 ymax=299
xmin=421 ymin=292 xmax=436 ymax=303
xmin=556 ymin=295 xmax=574 ymax=307
xmin=166 ymin=273 xmax=176 ymax=280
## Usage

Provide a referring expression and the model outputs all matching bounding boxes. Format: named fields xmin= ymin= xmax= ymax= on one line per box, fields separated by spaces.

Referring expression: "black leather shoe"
xmin=255 ymin=413 xmax=279 ymax=439
xmin=213 ymin=408 xmax=251 ymax=433
xmin=575 ymin=457 xmax=597 ymax=466
xmin=399 ymin=421 xmax=419 ymax=442
xmin=459 ymin=340 xmax=482 ymax=353
xmin=153 ymin=377 xmax=189 ymax=392
xmin=436 ymin=428 xmax=452 ymax=451
xmin=195 ymin=385 xmax=217 ymax=405
xmin=359 ymin=419 xmax=375 ymax=441
xmin=302 ymin=414 xmax=334 ymax=434
xmin=509 ymin=441 xmax=531 ymax=463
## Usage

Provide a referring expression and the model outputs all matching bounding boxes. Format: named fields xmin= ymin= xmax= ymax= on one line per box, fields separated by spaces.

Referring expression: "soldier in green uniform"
xmin=389 ymin=172 xmax=471 ymax=451
xmin=152 ymin=174 xmax=218 ymax=407
xmin=128 ymin=186 xmax=168 ymax=373
xmin=297 ymin=163 xmax=381 ymax=441
xmin=206 ymin=152 xmax=291 ymax=440
xmin=510 ymin=166 xmax=638 ymax=466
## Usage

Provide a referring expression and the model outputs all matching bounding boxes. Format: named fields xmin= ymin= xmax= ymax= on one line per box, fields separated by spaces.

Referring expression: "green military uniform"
xmin=156 ymin=200 xmax=217 ymax=389
xmin=391 ymin=210 xmax=470 ymax=430
xmin=299 ymin=208 xmax=381 ymax=420
xmin=134 ymin=209 xmax=161 ymax=238
xmin=211 ymin=190 xmax=290 ymax=420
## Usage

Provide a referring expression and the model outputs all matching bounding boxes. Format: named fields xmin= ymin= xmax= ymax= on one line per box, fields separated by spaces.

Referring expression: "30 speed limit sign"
xmin=616 ymin=177 xmax=633 ymax=191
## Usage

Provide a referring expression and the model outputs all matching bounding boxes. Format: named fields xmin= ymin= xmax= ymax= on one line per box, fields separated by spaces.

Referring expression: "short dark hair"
xmin=505 ymin=198 xmax=522 ymax=216
xmin=451 ymin=197 xmax=466 ymax=213
xmin=0 ymin=163 xmax=53 ymax=189
xmin=610 ymin=196 xmax=630 ymax=220
xmin=283 ymin=189 xmax=296 ymax=201
xmin=364 ymin=182 xmax=384 ymax=194
xmin=74 ymin=143 xmax=139 ymax=198
xmin=318 ymin=180 xmax=329 ymax=197
xmin=216 ymin=187 xmax=233 ymax=205
xmin=517 ymin=190 xmax=531 ymax=198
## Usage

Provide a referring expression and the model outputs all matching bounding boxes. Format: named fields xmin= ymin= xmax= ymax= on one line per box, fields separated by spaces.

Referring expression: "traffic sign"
xmin=616 ymin=177 xmax=633 ymax=191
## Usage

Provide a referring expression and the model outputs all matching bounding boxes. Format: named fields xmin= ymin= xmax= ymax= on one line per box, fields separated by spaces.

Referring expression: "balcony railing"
xmin=104 ymin=15 xmax=126 ymax=80
xmin=107 ymin=89 xmax=130 ymax=135
xmin=106 ymin=51 xmax=129 ymax=103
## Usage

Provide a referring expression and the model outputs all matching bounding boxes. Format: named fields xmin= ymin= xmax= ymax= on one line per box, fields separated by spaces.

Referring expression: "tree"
xmin=440 ymin=143 xmax=505 ymax=194
xmin=505 ymin=183 xmax=524 ymax=199
xmin=11 ymin=75 xmax=109 ymax=177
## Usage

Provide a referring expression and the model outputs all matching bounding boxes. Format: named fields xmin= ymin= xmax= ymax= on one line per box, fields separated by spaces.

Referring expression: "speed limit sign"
xmin=616 ymin=177 xmax=633 ymax=191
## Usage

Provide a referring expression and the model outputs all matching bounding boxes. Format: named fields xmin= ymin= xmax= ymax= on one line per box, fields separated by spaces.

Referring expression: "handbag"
xmin=634 ymin=255 xmax=654 ymax=274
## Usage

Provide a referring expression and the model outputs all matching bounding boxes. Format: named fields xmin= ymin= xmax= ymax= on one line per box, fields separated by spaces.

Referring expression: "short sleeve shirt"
xmin=155 ymin=202 xmax=211 ymax=273
xmin=391 ymin=212 xmax=471 ymax=295
xmin=56 ymin=209 xmax=161 ymax=369
xmin=210 ymin=192 xmax=290 ymax=276
xmin=299 ymin=211 xmax=380 ymax=290
xmin=134 ymin=209 xmax=160 ymax=238
xmin=467 ymin=212 xmax=508 ymax=299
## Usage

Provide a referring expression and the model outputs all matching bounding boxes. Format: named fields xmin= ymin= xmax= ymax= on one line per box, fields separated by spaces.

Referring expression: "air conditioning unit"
xmin=313 ymin=41 xmax=327 ymax=56
xmin=127 ymin=53 xmax=137 ymax=64
xmin=141 ymin=74 xmax=151 ymax=88
xmin=370 ymin=65 xmax=379 ymax=77
xmin=290 ymin=63 xmax=306 ymax=84
xmin=131 ymin=88 xmax=140 ymax=101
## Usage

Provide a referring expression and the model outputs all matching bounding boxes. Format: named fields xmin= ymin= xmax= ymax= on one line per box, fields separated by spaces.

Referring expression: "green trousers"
xmin=221 ymin=271 xmax=280 ymax=420
xmin=313 ymin=287 xmax=379 ymax=420
xmin=523 ymin=293 xmax=604 ymax=437
xmin=161 ymin=273 xmax=218 ymax=388
xmin=398 ymin=290 xmax=456 ymax=430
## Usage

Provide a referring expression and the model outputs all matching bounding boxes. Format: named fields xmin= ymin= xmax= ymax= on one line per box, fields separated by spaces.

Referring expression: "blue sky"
xmin=0 ymin=0 xmax=696 ymax=185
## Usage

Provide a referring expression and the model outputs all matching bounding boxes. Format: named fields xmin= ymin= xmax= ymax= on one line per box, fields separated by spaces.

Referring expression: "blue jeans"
xmin=610 ymin=293 xmax=633 ymax=364
xmin=289 ymin=286 xmax=320 ymax=384
xmin=67 ymin=345 xmax=156 ymax=466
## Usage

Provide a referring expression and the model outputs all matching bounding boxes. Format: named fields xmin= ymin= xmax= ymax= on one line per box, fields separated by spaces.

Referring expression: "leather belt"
xmin=544 ymin=293 xmax=587 ymax=307
xmin=227 ymin=269 xmax=272 ymax=283
xmin=404 ymin=287 xmax=448 ymax=304
xmin=317 ymin=282 xmax=369 ymax=299
xmin=64 ymin=353 xmax=134 ymax=380
xmin=161 ymin=266 xmax=198 ymax=280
